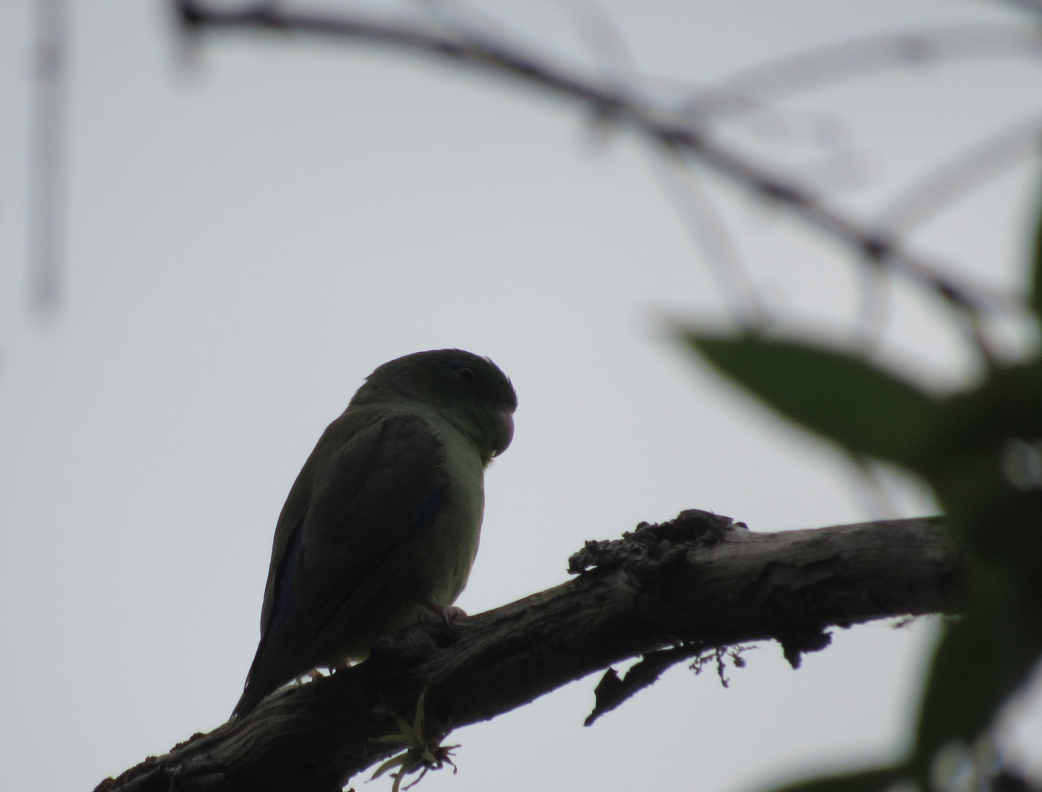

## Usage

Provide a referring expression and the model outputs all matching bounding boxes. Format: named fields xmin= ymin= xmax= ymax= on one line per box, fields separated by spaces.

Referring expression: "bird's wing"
xmin=234 ymin=412 xmax=448 ymax=716
xmin=295 ymin=412 xmax=450 ymax=640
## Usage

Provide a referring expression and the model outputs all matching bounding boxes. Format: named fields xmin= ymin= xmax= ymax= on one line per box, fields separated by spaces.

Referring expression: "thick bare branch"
xmin=95 ymin=512 xmax=964 ymax=792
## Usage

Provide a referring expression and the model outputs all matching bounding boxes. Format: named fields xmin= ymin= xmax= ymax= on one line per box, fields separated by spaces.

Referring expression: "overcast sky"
xmin=2 ymin=1 xmax=1041 ymax=791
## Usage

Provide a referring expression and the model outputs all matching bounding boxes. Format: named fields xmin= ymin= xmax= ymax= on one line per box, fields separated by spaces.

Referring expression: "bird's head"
xmin=352 ymin=349 xmax=517 ymax=462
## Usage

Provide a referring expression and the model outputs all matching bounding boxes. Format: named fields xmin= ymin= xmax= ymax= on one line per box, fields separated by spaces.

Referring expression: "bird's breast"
xmin=405 ymin=422 xmax=485 ymax=606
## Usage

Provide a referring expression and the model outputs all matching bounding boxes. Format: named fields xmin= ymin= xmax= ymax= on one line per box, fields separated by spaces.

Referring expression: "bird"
xmin=231 ymin=349 xmax=517 ymax=718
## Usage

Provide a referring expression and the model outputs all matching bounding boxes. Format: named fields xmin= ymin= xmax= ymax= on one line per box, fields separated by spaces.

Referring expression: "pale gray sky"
xmin=1 ymin=1 xmax=1041 ymax=791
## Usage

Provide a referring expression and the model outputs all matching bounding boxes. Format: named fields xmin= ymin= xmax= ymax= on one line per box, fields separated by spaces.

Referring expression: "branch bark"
xmin=95 ymin=511 xmax=964 ymax=792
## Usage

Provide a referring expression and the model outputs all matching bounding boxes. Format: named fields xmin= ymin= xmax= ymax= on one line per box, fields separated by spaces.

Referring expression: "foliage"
xmin=682 ymin=204 xmax=1042 ymax=792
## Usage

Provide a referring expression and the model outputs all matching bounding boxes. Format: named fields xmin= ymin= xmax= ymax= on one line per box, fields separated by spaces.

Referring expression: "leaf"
xmin=683 ymin=337 xmax=1042 ymax=792
xmin=909 ymin=570 xmax=1042 ymax=785
xmin=684 ymin=332 xmax=938 ymax=467
xmin=910 ymin=617 xmax=995 ymax=782
xmin=925 ymin=361 xmax=1042 ymax=524
xmin=1031 ymin=188 xmax=1042 ymax=320
xmin=757 ymin=765 xmax=906 ymax=792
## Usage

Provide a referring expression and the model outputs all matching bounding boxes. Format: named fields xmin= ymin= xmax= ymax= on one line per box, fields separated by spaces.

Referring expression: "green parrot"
xmin=231 ymin=349 xmax=517 ymax=718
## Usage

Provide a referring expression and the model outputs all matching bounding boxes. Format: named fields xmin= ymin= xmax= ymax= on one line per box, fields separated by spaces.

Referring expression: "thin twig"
xmin=875 ymin=115 xmax=1042 ymax=235
xmin=558 ymin=0 xmax=765 ymax=323
xmin=28 ymin=0 xmax=69 ymax=317
xmin=175 ymin=0 xmax=1021 ymax=363
xmin=685 ymin=24 xmax=1042 ymax=118
xmin=651 ymin=157 xmax=767 ymax=325
xmin=852 ymin=255 xmax=890 ymax=354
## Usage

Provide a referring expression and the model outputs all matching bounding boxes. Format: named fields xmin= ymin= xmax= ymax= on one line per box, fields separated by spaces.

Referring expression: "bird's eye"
xmin=457 ymin=367 xmax=476 ymax=381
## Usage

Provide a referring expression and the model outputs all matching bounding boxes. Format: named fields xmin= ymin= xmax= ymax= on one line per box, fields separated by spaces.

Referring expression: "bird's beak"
xmin=493 ymin=409 xmax=515 ymax=457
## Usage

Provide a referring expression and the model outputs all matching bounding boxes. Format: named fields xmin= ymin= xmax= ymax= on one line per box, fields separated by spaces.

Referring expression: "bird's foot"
xmin=371 ymin=690 xmax=459 ymax=792
xmin=419 ymin=602 xmax=467 ymax=626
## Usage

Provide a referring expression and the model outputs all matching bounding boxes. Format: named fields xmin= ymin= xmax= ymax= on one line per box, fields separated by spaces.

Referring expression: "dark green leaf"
xmin=755 ymin=765 xmax=906 ymax=792
xmin=925 ymin=361 xmax=1042 ymax=542
xmin=906 ymin=360 xmax=1042 ymax=785
xmin=684 ymin=333 xmax=937 ymax=467
xmin=1031 ymin=189 xmax=1042 ymax=319
xmin=910 ymin=578 xmax=1042 ymax=785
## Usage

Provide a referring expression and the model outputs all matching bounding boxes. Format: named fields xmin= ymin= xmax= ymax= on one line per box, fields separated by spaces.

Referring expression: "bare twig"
xmin=875 ymin=115 xmax=1042 ymax=236
xmin=851 ymin=253 xmax=890 ymax=353
xmin=555 ymin=0 xmax=638 ymax=90
xmin=174 ymin=0 xmax=1022 ymax=363
xmin=651 ymin=158 xmax=767 ymax=325
xmin=686 ymin=24 xmax=1042 ymax=118
xmin=28 ymin=0 xmax=69 ymax=317
xmin=558 ymin=0 xmax=766 ymax=324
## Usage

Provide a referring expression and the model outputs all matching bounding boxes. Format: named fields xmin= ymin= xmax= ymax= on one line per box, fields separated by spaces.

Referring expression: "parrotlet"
xmin=232 ymin=349 xmax=517 ymax=717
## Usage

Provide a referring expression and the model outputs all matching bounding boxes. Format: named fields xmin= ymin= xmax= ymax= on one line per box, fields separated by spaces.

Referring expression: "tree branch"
xmin=95 ymin=511 xmax=965 ymax=792
xmin=173 ymin=0 xmax=1019 ymax=348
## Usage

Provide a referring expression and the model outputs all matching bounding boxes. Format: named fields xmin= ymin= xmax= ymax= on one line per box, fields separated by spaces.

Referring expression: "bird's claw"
xmin=419 ymin=602 xmax=467 ymax=626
